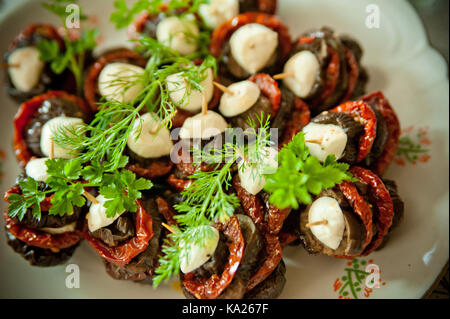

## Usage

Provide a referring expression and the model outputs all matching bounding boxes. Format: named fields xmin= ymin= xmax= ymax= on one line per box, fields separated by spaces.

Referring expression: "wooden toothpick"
xmin=306 ymin=219 xmax=328 ymax=228
xmin=305 ymin=139 xmax=323 ymax=145
xmin=213 ymin=81 xmax=233 ymax=95
xmin=2 ymin=63 xmax=19 ymax=68
xmin=49 ymin=138 xmax=55 ymax=159
xmin=83 ymin=191 xmax=99 ymax=204
xmin=273 ymin=72 xmax=294 ymax=80
xmin=201 ymin=90 xmax=208 ymax=116
xmin=162 ymin=222 xmax=176 ymax=234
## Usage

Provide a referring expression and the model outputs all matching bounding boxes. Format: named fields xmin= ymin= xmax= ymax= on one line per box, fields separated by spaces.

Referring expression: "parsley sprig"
xmin=36 ymin=0 xmax=98 ymax=96
xmin=7 ymin=157 xmax=152 ymax=221
xmin=263 ymin=132 xmax=356 ymax=209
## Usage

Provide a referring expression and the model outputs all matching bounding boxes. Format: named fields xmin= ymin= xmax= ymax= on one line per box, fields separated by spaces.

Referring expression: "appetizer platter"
xmin=0 ymin=0 xmax=448 ymax=299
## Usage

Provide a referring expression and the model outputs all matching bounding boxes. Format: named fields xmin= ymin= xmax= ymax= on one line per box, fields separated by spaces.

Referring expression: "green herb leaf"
xmin=264 ymin=132 xmax=354 ymax=209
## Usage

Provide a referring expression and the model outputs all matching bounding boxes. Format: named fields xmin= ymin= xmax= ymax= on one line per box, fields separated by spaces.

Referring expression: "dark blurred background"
xmin=409 ymin=0 xmax=449 ymax=63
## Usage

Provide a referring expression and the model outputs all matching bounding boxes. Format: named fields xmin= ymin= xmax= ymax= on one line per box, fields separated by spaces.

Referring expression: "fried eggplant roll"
xmin=210 ymin=12 xmax=292 ymax=82
xmin=3 ymin=24 xmax=66 ymax=103
xmin=217 ymin=73 xmax=281 ymax=130
xmin=281 ymin=27 xmax=368 ymax=113
xmin=13 ymin=91 xmax=91 ymax=168
xmin=83 ymin=191 xmax=167 ymax=282
xmin=4 ymin=184 xmax=84 ymax=267
xmin=300 ymin=93 xmax=400 ymax=171
xmin=299 ymin=166 xmax=403 ymax=257
xmin=179 ymin=214 xmax=284 ymax=299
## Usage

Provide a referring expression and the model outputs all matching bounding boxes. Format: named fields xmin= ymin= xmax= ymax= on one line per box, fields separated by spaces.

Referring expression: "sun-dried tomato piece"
xmin=183 ymin=216 xmax=245 ymax=299
xmin=341 ymin=46 xmax=359 ymax=101
xmin=83 ymin=200 xmax=154 ymax=267
xmin=248 ymin=73 xmax=281 ymax=116
xmin=338 ymin=180 xmax=374 ymax=252
xmin=155 ymin=196 xmax=178 ymax=227
xmin=126 ymin=158 xmax=173 ymax=179
xmin=361 ymin=91 xmax=400 ymax=175
xmin=8 ymin=24 xmax=64 ymax=51
xmin=280 ymin=97 xmax=311 ymax=147
xmin=232 ymin=175 xmax=265 ymax=227
xmin=166 ymin=174 xmax=193 ymax=192
xmin=311 ymin=46 xmax=340 ymax=108
xmin=349 ymin=166 xmax=394 ymax=256
xmin=246 ymin=233 xmax=282 ymax=291
xmin=330 ymin=100 xmax=377 ymax=162
xmin=13 ymin=91 xmax=90 ymax=168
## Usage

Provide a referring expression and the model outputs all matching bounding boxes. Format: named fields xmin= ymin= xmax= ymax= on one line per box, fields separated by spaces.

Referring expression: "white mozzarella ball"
xmin=127 ymin=113 xmax=174 ymax=158
xmin=156 ymin=16 xmax=199 ymax=55
xmin=229 ymin=23 xmax=278 ymax=75
xmin=98 ymin=62 xmax=145 ymax=103
xmin=302 ymin=122 xmax=348 ymax=162
xmin=180 ymin=225 xmax=220 ymax=273
xmin=25 ymin=157 xmax=51 ymax=182
xmin=218 ymin=80 xmax=261 ymax=117
xmin=40 ymin=117 xmax=84 ymax=159
xmin=308 ymin=196 xmax=345 ymax=250
xmin=8 ymin=46 xmax=45 ymax=92
xmin=88 ymin=195 xmax=125 ymax=232
xmin=199 ymin=0 xmax=239 ymax=29
xmin=282 ymin=50 xmax=320 ymax=98
xmin=167 ymin=68 xmax=214 ymax=112
xmin=40 ymin=222 xmax=77 ymax=235
xmin=179 ymin=110 xmax=228 ymax=139
xmin=238 ymin=146 xmax=278 ymax=195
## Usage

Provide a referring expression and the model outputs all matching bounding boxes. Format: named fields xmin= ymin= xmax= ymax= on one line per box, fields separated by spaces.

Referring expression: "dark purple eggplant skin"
xmin=363 ymin=108 xmax=388 ymax=167
xmin=311 ymin=111 xmax=364 ymax=165
xmin=24 ymin=97 xmax=89 ymax=158
xmin=244 ymin=259 xmax=286 ymax=299
xmin=5 ymin=229 xmax=79 ymax=267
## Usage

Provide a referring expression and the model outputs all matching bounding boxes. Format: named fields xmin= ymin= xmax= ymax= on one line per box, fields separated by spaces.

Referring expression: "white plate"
xmin=0 ymin=0 xmax=448 ymax=299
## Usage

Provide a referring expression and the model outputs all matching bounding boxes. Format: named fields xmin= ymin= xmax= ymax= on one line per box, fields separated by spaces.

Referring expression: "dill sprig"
xmin=54 ymin=35 xmax=216 ymax=171
xmin=153 ymin=116 xmax=273 ymax=287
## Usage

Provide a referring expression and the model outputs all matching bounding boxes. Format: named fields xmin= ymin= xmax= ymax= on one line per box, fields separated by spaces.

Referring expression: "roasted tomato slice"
xmin=4 ymin=187 xmax=83 ymax=250
xmin=248 ymin=73 xmax=281 ymax=116
xmin=183 ymin=216 xmax=245 ymax=299
xmin=338 ymin=180 xmax=374 ymax=253
xmin=13 ymin=90 xmax=90 ymax=168
xmin=83 ymin=200 xmax=154 ymax=267
xmin=83 ymin=48 xmax=147 ymax=112
xmin=280 ymin=97 xmax=311 ymax=147
xmin=210 ymin=12 xmax=292 ymax=62
xmin=349 ymin=166 xmax=394 ymax=256
xmin=341 ymin=46 xmax=360 ymax=101
xmin=330 ymin=100 xmax=377 ymax=163
xmin=361 ymin=91 xmax=401 ymax=175
xmin=126 ymin=158 xmax=173 ymax=179
xmin=311 ymin=45 xmax=341 ymax=108
xmin=246 ymin=233 xmax=282 ymax=292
